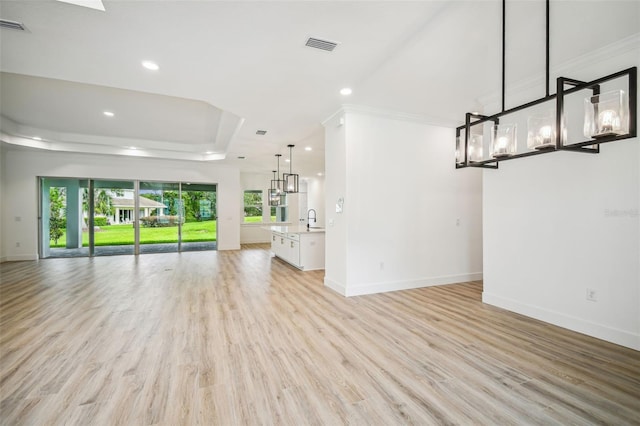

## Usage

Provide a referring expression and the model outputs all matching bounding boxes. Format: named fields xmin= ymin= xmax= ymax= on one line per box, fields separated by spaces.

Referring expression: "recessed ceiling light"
xmin=340 ymin=87 xmax=352 ymax=96
xmin=142 ymin=60 xmax=159 ymax=71
xmin=205 ymin=151 xmax=213 ymax=154
xmin=317 ymin=172 xmax=324 ymax=176
xmin=33 ymin=136 xmax=42 ymax=141
xmin=285 ymin=159 xmax=290 ymax=163
xmin=305 ymin=147 xmax=312 ymax=151
xmin=103 ymin=111 xmax=114 ymax=117
xmin=129 ymin=146 xmax=137 ymax=150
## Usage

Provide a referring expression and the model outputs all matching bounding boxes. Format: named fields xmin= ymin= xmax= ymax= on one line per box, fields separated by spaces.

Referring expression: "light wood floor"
xmin=1 ymin=244 xmax=639 ymax=425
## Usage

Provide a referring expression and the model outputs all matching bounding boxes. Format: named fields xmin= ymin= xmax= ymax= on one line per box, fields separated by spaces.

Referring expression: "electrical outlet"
xmin=586 ymin=288 xmax=597 ymax=302
xmin=379 ymin=261 xmax=384 ymax=270
xmin=15 ymin=242 xmax=20 ymax=248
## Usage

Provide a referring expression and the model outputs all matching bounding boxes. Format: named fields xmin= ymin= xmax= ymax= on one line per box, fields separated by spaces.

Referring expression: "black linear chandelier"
xmin=455 ymin=0 xmax=636 ymax=169
xmin=284 ymin=144 xmax=299 ymax=193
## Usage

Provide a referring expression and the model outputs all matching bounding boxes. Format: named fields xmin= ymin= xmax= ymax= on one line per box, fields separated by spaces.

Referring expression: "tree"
xmin=182 ymin=191 xmax=204 ymax=221
xmin=244 ymin=191 xmax=262 ymax=218
xmin=162 ymin=191 xmax=180 ymax=216
xmin=94 ymin=189 xmax=115 ymax=216
xmin=82 ymin=188 xmax=123 ymax=217
xmin=182 ymin=190 xmax=217 ymax=221
xmin=49 ymin=216 xmax=64 ymax=244
xmin=49 ymin=187 xmax=66 ymax=243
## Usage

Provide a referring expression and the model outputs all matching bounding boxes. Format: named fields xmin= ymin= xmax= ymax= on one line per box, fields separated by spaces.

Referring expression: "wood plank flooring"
xmin=1 ymin=244 xmax=639 ymax=425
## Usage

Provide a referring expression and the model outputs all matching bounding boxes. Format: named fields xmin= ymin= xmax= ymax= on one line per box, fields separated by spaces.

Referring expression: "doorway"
xmin=39 ymin=177 xmax=217 ymax=258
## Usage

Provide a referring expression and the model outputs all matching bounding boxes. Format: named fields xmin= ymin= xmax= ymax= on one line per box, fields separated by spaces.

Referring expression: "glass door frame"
xmin=39 ymin=177 xmax=217 ymax=258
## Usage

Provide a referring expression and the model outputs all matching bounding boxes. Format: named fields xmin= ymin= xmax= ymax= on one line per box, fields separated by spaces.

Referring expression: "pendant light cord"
xmin=545 ymin=0 xmax=550 ymax=97
xmin=501 ymin=0 xmax=506 ymax=113
xmin=502 ymin=0 xmax=550 ymax=107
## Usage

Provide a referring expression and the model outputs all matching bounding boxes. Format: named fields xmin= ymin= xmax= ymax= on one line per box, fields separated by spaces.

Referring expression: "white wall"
xmin=307 ymin=177 xmax=325 ymax=228
xmin=324 ymin=107 xmax=483 ymax=296
xmin=0 ymin=144 xmax=5 ymax=261
xmin=1 ymin=149 xmax=241 ymax=261
xmin=324 ymin=111 xmax=348 ymax=292
xmin=482 ymin=42 xmax=640 ymax=350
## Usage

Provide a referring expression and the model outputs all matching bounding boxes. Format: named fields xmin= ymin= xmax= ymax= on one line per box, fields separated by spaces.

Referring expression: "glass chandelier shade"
xmin=455 ymin=130 xmax=484 ymax=164
xmin=490 ymin=123 xmax=517 ymax=158
xmin=468 ymin=134 xmax=484 ymax=162
xmin=455 ymin=134 xmax=463 ymax=164
xmin=584 ymin=90 xmax=630 ymax=139
xmin=527 ymin=113 xmax=556 ymax=150
xmin=284 ymin=144 xmax=299 ymax=193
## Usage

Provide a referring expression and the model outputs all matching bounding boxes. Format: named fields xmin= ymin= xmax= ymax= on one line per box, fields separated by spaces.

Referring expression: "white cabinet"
xmin=270 ymin=230 xmax=324 ymax=271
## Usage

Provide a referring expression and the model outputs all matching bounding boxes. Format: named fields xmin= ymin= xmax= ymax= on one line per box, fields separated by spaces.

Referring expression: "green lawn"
xmin=50 ymin=221 xmax=216 ymax=248
xmin=244 ymin=216 xmax=276 ymax=223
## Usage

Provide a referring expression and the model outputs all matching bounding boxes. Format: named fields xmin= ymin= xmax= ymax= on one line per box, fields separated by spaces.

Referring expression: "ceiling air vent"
xmin=256 ymin=130 xmax=267 ymax=135
xmin=305 ymin=37 xmax=338 ymax=52
xmin=0 ymin=19 xmax=26 ymax=31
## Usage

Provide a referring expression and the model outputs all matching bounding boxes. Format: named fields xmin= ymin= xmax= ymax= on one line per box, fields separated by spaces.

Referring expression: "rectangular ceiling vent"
xmin=0 ymin=19 xmax=26 ymax=31
xmin=305 ymin=37 xmax=338 ymax=52
xmin=256 ymin=130 xmax=267 ymax=135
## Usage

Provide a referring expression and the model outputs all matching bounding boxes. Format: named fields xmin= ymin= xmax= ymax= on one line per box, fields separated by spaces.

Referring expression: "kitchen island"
xmin=266 ymin=226 xmax=325 ymax=271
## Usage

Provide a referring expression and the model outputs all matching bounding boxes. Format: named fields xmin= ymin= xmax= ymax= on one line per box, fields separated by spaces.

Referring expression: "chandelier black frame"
xmin=283 ymin=144 xmax=299 ymax=194
xmin=269 ymin=154 xmax=285 ymax=206
xmin=455 ymin=0 xmax=637 ymax=170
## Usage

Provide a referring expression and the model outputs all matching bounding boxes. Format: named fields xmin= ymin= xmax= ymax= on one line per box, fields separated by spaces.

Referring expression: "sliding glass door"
xmin=40 ymin=177 xmax=90 ymax=258
xmin=92 ymin=180 xmax=136 ymax=256
xmin=139 ymin=181 xmax=180 ymax=254
xmin=181 ymin=183 xmax=217 ymax=252
xmin=39 ymin=177 xmax=216 ymax=258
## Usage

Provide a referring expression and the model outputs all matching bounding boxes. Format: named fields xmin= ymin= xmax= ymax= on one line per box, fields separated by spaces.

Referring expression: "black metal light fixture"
xmin=270 ymin=154 xmax=285 ymax=205
xmin=455 ymin=0 xmax=636 ymax=169
xmin=269 ymin=170 xmax=281 ymax=206
xmin=284 ymin=144 xmax=299 ymax=193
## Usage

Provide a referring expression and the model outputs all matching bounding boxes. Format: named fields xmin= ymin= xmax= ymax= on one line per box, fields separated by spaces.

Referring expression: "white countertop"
xmin=265 ymin=225 xmax=325 ymax=234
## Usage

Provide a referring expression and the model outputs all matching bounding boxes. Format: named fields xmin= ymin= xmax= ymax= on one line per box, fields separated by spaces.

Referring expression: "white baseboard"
xmin=483 ymin=292 xmax=640 ymax=351
xmin=240 ymin=237 xmax=270 ymax=244
xmin=326 ymin=272 xmax=482 ymax=297
xmin=1 ymin=254 xmax=39 ymax=262
xmin=324 ymin=276 xmax=347 ymax=296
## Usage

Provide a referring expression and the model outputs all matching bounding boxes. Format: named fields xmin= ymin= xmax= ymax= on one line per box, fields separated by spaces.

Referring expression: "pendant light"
xmin=269 ymin=170 xmax=281 ymax=206
xmin=284 ymin=144 xmax=299 ymax=193
xmin=455 ymin=0 xmax=636 ymax=170
xmin=270 ymin=155 xmax=285 ymax=205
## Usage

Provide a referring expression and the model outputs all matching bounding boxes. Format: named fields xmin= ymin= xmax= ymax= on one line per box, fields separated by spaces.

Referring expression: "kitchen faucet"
xmin=307 ymin=209 xmax=317 ymax=229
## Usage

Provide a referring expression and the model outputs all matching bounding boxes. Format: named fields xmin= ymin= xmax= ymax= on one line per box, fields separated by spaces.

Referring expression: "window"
xmin=244 ymin=190 xmax=263 ymax=223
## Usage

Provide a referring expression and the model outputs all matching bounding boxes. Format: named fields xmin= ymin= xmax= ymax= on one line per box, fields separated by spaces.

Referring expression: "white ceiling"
xmin=1 ymin=0 xmax=638 ymax=177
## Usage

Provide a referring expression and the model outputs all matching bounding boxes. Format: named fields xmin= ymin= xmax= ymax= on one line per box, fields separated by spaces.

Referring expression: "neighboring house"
xmin=110 ymin=192 xmax=166 ymax=224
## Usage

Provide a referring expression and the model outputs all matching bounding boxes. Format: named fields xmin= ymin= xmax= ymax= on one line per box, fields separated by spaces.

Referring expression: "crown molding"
xmin=479 ymin=33 xmax=640 ymax=107
xmin=322 ymin=104 xmax=459 ymax=128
